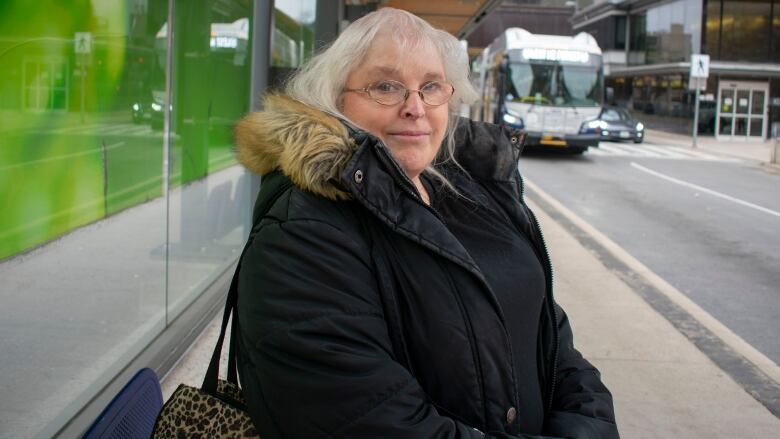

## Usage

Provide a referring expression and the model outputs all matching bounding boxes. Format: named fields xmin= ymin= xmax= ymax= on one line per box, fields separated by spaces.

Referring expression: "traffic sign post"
xmin=690 ymin=54 xmax=710 ymax=149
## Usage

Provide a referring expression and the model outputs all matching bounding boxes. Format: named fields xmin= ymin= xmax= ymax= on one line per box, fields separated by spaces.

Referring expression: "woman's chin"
xmin=387 ymin=147 xmax=432 ymax=178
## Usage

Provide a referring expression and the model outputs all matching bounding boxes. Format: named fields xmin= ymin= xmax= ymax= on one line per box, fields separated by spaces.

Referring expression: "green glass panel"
xmin=0 ymin=0 xmax=170 ymax=260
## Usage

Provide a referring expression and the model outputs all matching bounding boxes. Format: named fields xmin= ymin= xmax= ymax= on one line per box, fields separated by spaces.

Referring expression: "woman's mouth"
xmin=388 ymin=131 xmax=430 ymax=139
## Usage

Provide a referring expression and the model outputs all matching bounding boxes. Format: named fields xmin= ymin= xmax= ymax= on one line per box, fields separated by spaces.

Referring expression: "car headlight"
xmin=502 ymin=113 xmax=522 ymax=125
xmin=636 ymin=122 xmax=644 ymax=131
xmin=132 ymin=103 xmax=140 ymax=111
xmin=586 ymin=119 xmax=608 ymax=130
xmin=151 ymin=102 xmax=162 ymax=112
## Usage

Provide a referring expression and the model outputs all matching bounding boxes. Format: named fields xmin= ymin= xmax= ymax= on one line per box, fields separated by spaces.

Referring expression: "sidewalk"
xmin=646 ymin=128 xmax=779 ymax=167
xmin=161 ymin=194 xmax=780 ymax=438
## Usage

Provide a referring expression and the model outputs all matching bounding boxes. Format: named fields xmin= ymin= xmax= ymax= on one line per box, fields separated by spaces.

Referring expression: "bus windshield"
xmin=506 ymin=61 xmax=603 ymax=107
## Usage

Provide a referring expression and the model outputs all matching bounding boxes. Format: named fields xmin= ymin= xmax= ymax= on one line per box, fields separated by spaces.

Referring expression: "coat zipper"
xmin=438 ymin=259 xmax=489 ymax=432
xmin=518 ymin=172 xmax=559 ymax=413
xmin=361 ymin=137 xmax=523 ymax=423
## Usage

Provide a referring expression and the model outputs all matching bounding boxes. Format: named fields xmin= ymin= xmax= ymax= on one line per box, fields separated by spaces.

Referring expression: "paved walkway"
xmin=161 ymin=185 xmax=780 ymax=437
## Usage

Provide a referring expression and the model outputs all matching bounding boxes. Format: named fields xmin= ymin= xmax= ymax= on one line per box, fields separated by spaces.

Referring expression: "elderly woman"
xmin=234 ymin=8 xmax=617 ymax=439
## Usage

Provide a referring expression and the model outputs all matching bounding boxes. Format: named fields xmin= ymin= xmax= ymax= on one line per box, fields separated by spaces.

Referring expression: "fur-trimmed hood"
xmin=234 ymin=94 xmax=356 ymax=201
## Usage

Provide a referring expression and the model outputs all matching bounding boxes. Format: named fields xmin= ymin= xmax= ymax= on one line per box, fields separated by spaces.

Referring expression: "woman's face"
xmin=340 ymin=35 xmax=449 ymax=181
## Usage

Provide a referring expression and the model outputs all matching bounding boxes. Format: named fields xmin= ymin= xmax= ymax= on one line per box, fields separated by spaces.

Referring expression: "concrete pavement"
xmin=161 ymin=184 xmax=780 ymax=438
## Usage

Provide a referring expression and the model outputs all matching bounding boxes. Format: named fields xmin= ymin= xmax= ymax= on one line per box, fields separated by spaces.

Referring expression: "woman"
xmin=234 ymin=8 xmax=618 ymax=438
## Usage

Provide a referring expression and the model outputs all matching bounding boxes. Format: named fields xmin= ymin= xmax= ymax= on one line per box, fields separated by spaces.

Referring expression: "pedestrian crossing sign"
xmin=690 ymin=54 xmax=710 ymax=79
xmin=75 ymin=32 xmax=92 ymax=55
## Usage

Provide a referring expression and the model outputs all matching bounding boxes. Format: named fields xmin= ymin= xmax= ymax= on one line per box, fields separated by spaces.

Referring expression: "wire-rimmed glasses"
xmin=344 ymin=79 xmax=455 ymax=106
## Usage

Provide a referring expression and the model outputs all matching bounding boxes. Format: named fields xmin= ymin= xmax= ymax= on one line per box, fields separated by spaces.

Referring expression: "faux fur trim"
xmin=234 ymin=94 xmax=355 ymax=201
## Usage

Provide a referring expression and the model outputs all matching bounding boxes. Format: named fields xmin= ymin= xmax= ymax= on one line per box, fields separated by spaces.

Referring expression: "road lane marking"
xmin=631 ymin=162 xmax=780 ymax=219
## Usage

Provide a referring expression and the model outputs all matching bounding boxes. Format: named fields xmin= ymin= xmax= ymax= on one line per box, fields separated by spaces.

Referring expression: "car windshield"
xmin=505 ymin=60 xmax=603 ymax=107
xmin=600 ymin=108 xmax=631 ymax=122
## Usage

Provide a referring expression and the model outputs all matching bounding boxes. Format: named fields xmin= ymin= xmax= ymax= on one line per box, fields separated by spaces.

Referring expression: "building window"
xmin=704 ymin=0 xmax=779 ymax=62
xmin=720 ymin=0 xmax=773 ymax=61
xmin=628 ymin=0 xmax=702 ymax=64
xmin=615 ymin=15 xmax=626 ymax=50
xmin=703 ymin=0 xmax=722 ymax=58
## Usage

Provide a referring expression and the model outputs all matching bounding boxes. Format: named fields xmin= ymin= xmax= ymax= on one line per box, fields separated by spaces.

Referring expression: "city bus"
xmin=472 ymin=28 xmax=604 ymax=153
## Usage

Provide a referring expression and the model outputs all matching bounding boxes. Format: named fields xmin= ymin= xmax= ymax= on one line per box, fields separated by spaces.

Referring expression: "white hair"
xmin=285 ymin=7 xmax=478 ymax=179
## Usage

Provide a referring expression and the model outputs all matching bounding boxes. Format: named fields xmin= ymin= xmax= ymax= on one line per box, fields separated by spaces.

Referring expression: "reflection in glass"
xmin=273 ymin=0 xmax=317 ymax=67
xmin=166 ymin=1 xmax=254 ymax=320
xmin=628 ymin=0 xmax=701 ymax=65
xmin=721 ymin=89 xmax=734 ymax=114
xmin=750 ymin=118 xmax=764 ymax=137
xmin=721 ymin=0 xmax=772 ymax=61
xmin=704 ymin=0 xmax=722 ymax=57
xmin=720 ymin=117 xmax=733 ymax=135
xmin=736 ymin=90 xmax=750 ymax=114
xmin=734 ymin=117 xmax=748 ymax=135
xmin=751 ymin=91 xmax=765 ymax=115
xmin=0 ymin=1 xmax=167 ymax=436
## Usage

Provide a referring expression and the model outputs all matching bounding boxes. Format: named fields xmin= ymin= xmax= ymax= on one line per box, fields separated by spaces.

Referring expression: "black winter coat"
xmin=234 ymin=94 xmax=618 ymax=438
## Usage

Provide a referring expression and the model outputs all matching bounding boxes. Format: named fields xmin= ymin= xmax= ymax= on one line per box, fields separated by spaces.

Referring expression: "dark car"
xmin=596 ymin=107 xmax=645 ymax=143
xmin=131 ymin=95 xmax=165 ymax=130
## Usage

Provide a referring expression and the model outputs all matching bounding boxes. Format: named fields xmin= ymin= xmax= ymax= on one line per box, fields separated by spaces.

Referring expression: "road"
xmin=519 ymin=140 xmax=780 ymax=364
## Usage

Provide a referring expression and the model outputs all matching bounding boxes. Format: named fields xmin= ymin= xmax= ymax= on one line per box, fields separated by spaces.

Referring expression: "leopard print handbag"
xmin=152 ymin=180 xmax=292 ymax=438
xmin=151 ymin=241 xmax=261 ymax=438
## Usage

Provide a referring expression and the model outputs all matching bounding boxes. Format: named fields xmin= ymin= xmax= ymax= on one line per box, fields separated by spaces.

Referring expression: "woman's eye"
xmin=422 ymin=82 xmax=442 ymax=92
xmin=374 ymin=81 xmax=401 ymax=93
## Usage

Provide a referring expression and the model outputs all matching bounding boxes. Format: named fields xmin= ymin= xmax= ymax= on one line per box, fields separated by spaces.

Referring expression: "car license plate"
xmin=620 ymin=131 xmax=630 ymax=138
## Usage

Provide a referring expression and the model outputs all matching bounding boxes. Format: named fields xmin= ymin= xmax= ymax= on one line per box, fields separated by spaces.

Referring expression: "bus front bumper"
xmin=524 ymin=133 xmax=600 ymax=151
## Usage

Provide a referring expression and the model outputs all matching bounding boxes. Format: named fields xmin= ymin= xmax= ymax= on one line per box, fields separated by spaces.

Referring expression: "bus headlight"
xmin=502 ymin=113 xmax=523 ymax=127
xmin=636 ymin=122 xmax=644 ymax=131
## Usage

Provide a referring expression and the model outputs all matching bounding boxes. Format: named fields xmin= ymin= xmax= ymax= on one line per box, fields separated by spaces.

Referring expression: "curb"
xmin=524 ymin=178 xmax=780 ymax=417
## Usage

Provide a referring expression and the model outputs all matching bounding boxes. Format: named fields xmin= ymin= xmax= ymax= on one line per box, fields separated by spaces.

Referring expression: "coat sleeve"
xmin=236 ymin=216 xmax=493 ymax=438
xmin=542 ymin=303 xmax=620 ymax=438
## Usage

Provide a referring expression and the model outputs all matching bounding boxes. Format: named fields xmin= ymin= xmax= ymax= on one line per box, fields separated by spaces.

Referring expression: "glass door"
xmin=749 ymin=90 xmax=765 ymax=137
xmin=734 ymin=89 xmax=750 ymax=136
xmin=719 ymin=88 xmax=734 ymax=136
xmin=716 ymin=81 xmax=769 ymax=141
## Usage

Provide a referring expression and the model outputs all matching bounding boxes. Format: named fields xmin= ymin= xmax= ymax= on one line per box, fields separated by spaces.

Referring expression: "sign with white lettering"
xmin=522 ymin=48 xmax=590 ymax=64
xmin=690 ymin=54 xmax=710 ymax=79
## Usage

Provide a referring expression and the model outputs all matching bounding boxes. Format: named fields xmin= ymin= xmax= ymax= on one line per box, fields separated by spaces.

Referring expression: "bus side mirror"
xmin=605 ymin=87 xmax=614 ymax=104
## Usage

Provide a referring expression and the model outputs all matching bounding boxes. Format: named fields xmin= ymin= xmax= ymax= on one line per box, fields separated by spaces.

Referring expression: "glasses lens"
xmin=421 ymin=82 xmax=454 ymax=106
xmin=368 ymin=80 xmax=406 ymax=105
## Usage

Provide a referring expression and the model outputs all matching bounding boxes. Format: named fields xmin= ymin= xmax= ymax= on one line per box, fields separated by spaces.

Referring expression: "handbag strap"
xmin=202 ymin=176 xmax=293 ymax=395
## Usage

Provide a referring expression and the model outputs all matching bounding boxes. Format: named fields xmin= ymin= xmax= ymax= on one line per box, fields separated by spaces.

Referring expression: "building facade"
xmin=573 ymin=0 xmax=780 ymax=139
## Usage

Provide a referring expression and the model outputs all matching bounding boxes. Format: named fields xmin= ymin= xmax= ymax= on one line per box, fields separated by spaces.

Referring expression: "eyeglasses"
xmin=344 ymin=79 xmax=455 ymax=106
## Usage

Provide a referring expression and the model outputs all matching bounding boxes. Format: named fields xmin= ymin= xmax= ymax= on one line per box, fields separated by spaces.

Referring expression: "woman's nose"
xmin=400 ymin=91 xmax=425 ymax=118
